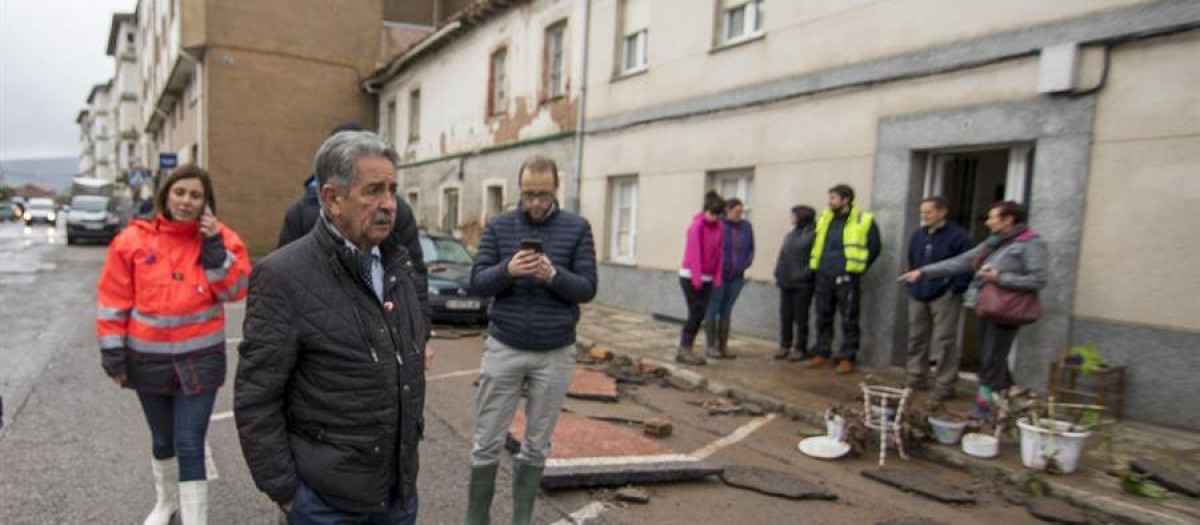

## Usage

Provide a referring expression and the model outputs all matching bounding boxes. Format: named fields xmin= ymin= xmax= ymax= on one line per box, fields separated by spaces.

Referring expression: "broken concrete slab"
xmin=669 ymin=368 xmax=707 ymax=390
xmin=568 ymin=367 xmax=619 ymax=402
xmin=1026 ymin=497 xmax=1089 ymax=524
xmin=1130 ymin=459 xmax=1200 ymax=498
xmin=542 ymin=460 xmax=724 ymax=491
xmin=861 ymin=469 xmax=977 ymax=505
xmin=720 ymin=466 xmax=838 ymax=501
xmin=561 ymin=398 xmax=657 ymax=425
xmin=510 ymin=412 xmax=675 ymax=460
xmin=875 ymin=519 xmax=948 ymax=525
xmin=604 ymin=362 xmax=652 ymax=385
xmin=643 ymin=419 xmax=673 ymax=438
xmin=588 ymin=345 xmax=615 ymax=362
xmin=614 ymin=487 xmax=651 ymax=504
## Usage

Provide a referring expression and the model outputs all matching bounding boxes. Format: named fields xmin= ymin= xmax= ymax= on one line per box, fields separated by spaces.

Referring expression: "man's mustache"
xmin=371 ymin=210 xmax=394 ymax=226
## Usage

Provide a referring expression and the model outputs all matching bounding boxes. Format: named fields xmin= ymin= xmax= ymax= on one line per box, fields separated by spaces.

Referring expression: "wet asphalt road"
xmin=0 ymin=219 xmax=1056 ymax=524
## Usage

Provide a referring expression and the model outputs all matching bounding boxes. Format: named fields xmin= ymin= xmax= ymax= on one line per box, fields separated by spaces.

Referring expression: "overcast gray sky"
xmin=0 ymin=0 xmax=137 ymax=161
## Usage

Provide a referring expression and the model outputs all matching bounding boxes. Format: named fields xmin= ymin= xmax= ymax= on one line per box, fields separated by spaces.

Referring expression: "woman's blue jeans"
xmin=137 ymin=391 xmax=217 ymax=481
xmin=705 ymin=278 xmax=746 ymax=322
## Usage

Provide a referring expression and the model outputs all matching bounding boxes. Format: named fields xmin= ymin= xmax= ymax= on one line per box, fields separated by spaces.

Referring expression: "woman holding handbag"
xmin=96 ymin=164 xmax=250 ymax=525
xmin=899 ymin=201 xmax=1048 ymax=419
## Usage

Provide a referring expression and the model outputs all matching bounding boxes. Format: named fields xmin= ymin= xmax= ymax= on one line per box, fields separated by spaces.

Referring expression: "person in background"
xmin=808 ymin=184 xmax=882 ymax=375
xmin=676 ymin=191 xmax=726 ymax=366
xmin=704 ymin=198 xmax=754 ymax=359
xmin=904 ymin=196 xmax=971 ymax=400
xmin=900 ymin=201 xmax=1048 ymax=420
xmin=96 ymin=164 xmax=251 ymax=525
xmin=774 ymin=205 xmax=817 ymax=361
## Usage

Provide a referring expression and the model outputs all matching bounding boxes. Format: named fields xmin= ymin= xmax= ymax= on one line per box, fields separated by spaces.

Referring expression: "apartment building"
xmin=380 ymin=0 xmax=1200 ymax=431
xmin=83 ymin=82 xmax=114 ymax=182
xmin=367 ymin=0 xmax=585 ymax=243
xmin=577 ymin=0 xmax=1200 ymax=430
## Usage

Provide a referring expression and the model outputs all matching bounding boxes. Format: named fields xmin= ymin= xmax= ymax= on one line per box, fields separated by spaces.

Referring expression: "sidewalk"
xmin=577 ymin=304 xmax=1200 ymax=525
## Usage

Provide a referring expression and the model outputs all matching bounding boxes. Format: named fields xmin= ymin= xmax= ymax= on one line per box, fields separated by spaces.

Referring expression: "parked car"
xmin=422 ymin=233 xmax=490 ymax=324
xmin=66 ymin=195 xmax=123 ymax=245
xmin=22 ymin=197 xmax=57 ymax=226
xmin=0 ymin=201 xmax=18 ymax=221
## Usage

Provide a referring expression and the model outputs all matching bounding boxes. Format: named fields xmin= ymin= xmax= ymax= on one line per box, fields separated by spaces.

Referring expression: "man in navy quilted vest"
xmin=462 ymin=155 xmax=597 ymax=525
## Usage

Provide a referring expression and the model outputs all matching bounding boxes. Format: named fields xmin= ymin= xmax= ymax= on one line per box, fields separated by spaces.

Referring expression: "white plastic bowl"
xmin=928 ymin=416 xmax=968 ymax=445
xmin=962 ymin=432 xmax=999 ymax=459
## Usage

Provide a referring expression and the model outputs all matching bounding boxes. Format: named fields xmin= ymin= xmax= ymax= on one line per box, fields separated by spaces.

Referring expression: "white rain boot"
xmin=144 ymin=458 xmax=178 ymax=525
xmin=179 ymin=480 xmax=208 ymax=525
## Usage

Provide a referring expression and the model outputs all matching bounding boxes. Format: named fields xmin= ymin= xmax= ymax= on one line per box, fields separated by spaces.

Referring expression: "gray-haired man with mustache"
xmin=236 ymin=131 xmax=427 ymax=524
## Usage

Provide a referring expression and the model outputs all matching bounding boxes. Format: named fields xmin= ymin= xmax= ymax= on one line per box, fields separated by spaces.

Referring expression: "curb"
xmin=621 ymin=353 xmax=1185 ymax=525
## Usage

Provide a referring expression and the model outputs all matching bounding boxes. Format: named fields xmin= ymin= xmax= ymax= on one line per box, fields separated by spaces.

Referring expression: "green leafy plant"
xmin=1067 ymin=345 xmax=1106 ymax=375
xmin=1121 ymin=471 xmax=1167 ymax=499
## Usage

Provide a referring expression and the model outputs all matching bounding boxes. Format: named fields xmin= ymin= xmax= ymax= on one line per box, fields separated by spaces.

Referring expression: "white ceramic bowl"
xmin=961 ymin=432 xmax=999 ymax=459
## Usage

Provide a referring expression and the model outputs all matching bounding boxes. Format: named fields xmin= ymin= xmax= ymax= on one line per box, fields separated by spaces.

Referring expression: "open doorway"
xmin=923 ymin=145 xmax=1032 ymax=372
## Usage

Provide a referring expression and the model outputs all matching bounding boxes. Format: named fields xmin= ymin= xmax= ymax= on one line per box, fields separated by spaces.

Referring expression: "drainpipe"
xmin=570 ymin=0 xmax=591 ymax=213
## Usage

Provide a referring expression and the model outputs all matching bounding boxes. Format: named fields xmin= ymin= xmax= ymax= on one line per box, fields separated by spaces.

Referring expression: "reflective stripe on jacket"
xmin=96 ymin=215 xmax=251 ymax=394
xmin=810 ymin=206 xmax=874 ymax=273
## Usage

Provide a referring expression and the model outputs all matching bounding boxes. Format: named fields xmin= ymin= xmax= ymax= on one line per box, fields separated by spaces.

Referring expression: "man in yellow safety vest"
xmin=806 ymin=184 xmax=882 ymax=375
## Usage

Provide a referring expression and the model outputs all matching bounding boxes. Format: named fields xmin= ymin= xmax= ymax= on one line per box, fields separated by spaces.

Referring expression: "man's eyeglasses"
xmin=521 ymin=191 xmax=555 ymax=202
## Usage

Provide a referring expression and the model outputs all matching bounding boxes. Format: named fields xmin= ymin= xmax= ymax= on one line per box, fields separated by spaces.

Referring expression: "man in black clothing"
xmin=236 ymin=131 xmax=427 ymax=524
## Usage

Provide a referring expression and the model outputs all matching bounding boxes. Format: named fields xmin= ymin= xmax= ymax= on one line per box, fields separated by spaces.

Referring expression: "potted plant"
xmin=1015 ymin=398 xmax=1108 ymax=474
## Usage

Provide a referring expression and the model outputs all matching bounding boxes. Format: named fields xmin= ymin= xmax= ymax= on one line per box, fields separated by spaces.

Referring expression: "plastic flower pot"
xmin=1017 ymin=418 xmax=1092 ymax=474
xmin=961 ymin=433 xmax=999 ymax=459
xmin=927 ymin=416 xmax=968 ymax=445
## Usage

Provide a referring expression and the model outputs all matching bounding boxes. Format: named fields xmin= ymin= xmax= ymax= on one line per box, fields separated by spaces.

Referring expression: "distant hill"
xmin=0 ymin=157 xmax=78 ymax=194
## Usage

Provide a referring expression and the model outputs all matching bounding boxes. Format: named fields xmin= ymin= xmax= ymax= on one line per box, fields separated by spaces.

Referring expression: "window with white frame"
xmin=442 ymin=187 xmax=460 ymax=234
xmin=408 ymin=89 xmax=421 ymax=143
xmin=719 ymin=0 xmax=764 ymax=46
xmin=619 ymin=0 xmax=649 ymax=75
xmin=708 ymin=168 xmax=754 ymax=220
xmin=608 ymin=176 xmax=638 ymax=263
xmin=544 ymin=21 xmax=567 ymax=99
xmin=489 ymin=47 xmax=507 ymax=115
xmin=485 ymin=184 xmax=504 ymax=223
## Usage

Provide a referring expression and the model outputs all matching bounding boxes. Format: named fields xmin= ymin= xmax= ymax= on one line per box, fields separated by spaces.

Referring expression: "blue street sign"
xmin=130 ymin=169 xmax=149 ymax=186
xmin=159 ymin=153 xmax=178 ymax=170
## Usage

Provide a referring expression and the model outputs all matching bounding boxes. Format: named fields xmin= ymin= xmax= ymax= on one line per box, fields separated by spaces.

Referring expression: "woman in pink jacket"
xmin=676 ymin=191 xmax=726 ymax=365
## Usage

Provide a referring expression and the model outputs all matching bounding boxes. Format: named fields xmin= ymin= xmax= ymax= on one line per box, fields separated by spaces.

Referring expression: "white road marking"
xmin=225 ymin=337 xmax=243 ymax=345
xmin=550 ymin=501 xmax=609 ymax=525
xmin=427 ymin=368 xmax=480 ymax=381
xmin=205 ymin=441 xmax=220 ymax=481
xmin=546 ymin=453 xmax=695 ymax=468
xmin=690 ymin=413 xmax=777 ymax=460
xmin=210 ymin=411 xmax=234 ymax=422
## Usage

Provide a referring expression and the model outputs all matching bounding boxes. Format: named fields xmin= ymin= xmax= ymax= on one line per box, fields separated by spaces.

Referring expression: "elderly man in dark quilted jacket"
xmin=462 ymin=156 xmax=597 ymax=525
xmin=234 ymin=131 xmax=428 ymax=524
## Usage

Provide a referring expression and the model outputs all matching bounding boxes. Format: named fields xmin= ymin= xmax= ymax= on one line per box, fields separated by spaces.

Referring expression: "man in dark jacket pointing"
xmin=462 ymin=156 xmax=597 ymax=525
xmin=235 ymin=131 xmax=427 ymax=524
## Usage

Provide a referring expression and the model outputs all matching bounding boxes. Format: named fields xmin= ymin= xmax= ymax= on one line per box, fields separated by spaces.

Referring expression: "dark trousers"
xmin=679 ymin=277 xmax=713 ymax=344
xmin=288 ymin=482 xmax=418 ymax=525
xmin=779 ymin=285 xmax=814 ymax=351
xmin=812 ymin=273 xmax=862 ymax=362
xmin=137 ymin=391 xmax=217 ymax=481
xmin=978 ymin=319 xmax=1020 ymax=391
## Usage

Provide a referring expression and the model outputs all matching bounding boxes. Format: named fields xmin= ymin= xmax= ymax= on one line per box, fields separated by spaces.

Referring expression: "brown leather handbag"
xmin=975 ymin=284 xmax=1041 ymax=326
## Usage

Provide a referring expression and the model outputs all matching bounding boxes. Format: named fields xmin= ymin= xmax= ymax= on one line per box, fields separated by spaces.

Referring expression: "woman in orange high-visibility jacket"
xmin=96 ymin=164 xmax=249 ymax=525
